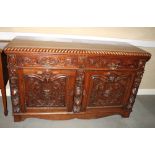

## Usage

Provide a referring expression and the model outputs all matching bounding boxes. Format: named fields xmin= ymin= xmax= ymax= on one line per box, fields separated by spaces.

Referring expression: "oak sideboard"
xmin=4 ymin=36 xmax=151 ymax=122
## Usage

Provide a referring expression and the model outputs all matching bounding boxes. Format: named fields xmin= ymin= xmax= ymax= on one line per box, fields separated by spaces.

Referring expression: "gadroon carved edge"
xmin=4 ymin=47 xmax=151 ymax=58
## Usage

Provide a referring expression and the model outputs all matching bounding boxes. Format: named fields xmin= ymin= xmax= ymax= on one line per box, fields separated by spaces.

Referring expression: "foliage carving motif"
xmin=8 ymin=55 xmax=20 ymax=113
xmin=24 ymin=70 xmax=67 ymax=107
xmin=89 ymin=72 xmax=130 ymax=106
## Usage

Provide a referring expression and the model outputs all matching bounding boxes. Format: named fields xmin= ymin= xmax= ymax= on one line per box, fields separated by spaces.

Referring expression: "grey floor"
xmin=0 ymin=95 xmax=155 ymax=128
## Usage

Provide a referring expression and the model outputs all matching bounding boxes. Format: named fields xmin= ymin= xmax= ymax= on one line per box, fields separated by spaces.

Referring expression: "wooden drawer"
xmin=16 ymin=54 xmax=79 ymax=68
xmin=15 ymin=55 xmax=145 ymax=70
xmin=85 ymin=56 xmax=144 ymax=70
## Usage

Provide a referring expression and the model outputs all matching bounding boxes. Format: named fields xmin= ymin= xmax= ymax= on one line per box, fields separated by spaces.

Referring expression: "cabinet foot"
xmin=4 ymin=110 xmax=8 ymax=116
xmin=121 ymin=111 xmax=131 ymax=118
xmin=14 ymin=115 xmax=25 ymax=122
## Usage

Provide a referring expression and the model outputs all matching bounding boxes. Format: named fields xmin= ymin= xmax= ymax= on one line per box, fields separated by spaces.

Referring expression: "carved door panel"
xmin=18 ymin=69 xmax=76 ymax=113
xmin=82 ymin=70 xmax=135 ymax=111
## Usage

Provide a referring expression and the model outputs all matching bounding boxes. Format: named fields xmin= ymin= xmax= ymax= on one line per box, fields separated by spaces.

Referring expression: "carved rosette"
xmin=73 ymin=70 xmax=85 ymax=113
xmin=8 ymin=55 xmax=20 ymax=113
xmin=138 ymin=59 xmax=146 ymax=69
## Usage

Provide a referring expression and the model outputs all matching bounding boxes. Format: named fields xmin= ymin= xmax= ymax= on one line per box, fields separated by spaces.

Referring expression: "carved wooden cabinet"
xmin=4 ymin=37 xmax=151 ymax=122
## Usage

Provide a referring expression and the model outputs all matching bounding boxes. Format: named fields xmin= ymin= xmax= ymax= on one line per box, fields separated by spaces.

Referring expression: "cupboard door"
xmin=82 ymin=70 xmax=135 ymax=110
xmin=18 ymin=69 xmax=76 ymax=113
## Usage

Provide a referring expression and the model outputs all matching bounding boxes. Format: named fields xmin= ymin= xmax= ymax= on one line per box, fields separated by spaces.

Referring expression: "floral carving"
xmin=16 ymin=55 xmax=148 ymax=71
xmin=138 ymin=59 xmax=146 ymax=69
xmin=17 ymin=56 xmax=78 ymax=67
xmin=8 ymin=55 xmax=20 ymax=113
xmin=38 ymin=57 xmax=58 ymax=66
xmin=18 ymin=57 xmax=38 ymax=66
xmin=78 ymin=56 xmax=87 ymax=68
xmin=89 ymin=72 xmax=130 ymax=107
xmin=73 ymin=70 xmax=85 ymax=113
xmin=87 ymin=57 xmax=139 ymax=69
xmin=24 ymin=71 xmax=67 ymax=107
xmin=127 ymin=70 xmax=144 ymax=109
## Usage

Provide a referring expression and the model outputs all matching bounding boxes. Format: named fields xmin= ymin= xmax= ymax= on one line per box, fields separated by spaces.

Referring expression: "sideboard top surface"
xmin=4 ymin=36 xmax=151 ymax=58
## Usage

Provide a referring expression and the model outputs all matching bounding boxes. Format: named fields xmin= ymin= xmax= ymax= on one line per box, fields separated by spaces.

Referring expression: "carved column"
xmin=8 ymin=55 xmax=20 ymax=113
xmin=73 ymin=70 xmax=85 ymax=113
xmin=126 ymin=59 xmax=146 ymax=110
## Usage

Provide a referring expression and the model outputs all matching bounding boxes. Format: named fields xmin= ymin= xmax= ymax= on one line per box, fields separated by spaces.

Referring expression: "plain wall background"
xmin=0 ymin=27 xmax=154 ymax=89
xmin=0 ymin=27 xmax=155 ymax=41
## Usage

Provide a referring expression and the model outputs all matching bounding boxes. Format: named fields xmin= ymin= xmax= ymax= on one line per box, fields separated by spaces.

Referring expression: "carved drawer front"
xmin=16 ymin=55 xmax=145 ymax=71
xmin=18 ymin=69 xmax=76 ymax=113
xmin=16 ymin=55 xmax=79 ymax=68
xmin=82 ymin=70 xmax=135 ymax=110
xmin=86 ymin=56 xmax=140 ymax=70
